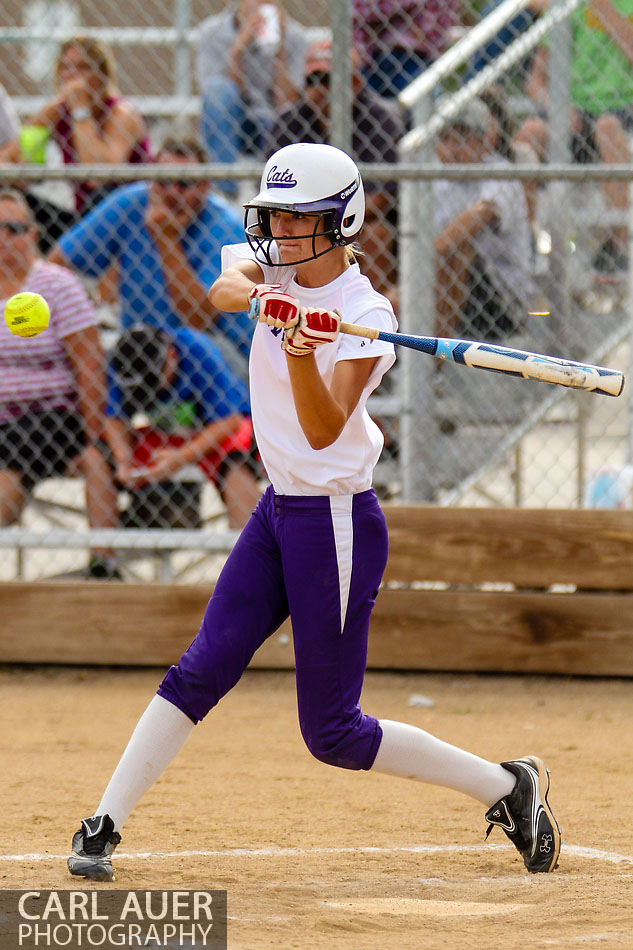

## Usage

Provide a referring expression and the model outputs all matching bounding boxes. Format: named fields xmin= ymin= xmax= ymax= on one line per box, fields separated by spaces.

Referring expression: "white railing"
xmin=0 ymin=27 xmax=197 ymax=43
xmin=12 ymin=95 xmax=203 ymax=119
xmin=0 ymin=528 xmax=239 ymax=551
xmin=0 ymin=528 xmax=241 ymax=582
xmin=399 ymin=0 xmax=583 ymax=145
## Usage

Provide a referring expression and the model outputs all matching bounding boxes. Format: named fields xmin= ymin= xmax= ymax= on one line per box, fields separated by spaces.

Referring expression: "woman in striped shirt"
xmin=0 ymin=189 xmax=120 ymax=578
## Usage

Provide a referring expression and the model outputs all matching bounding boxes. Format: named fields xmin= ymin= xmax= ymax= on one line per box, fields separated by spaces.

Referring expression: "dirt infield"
xmin=2 ymin=666 xmax=633 ymax=949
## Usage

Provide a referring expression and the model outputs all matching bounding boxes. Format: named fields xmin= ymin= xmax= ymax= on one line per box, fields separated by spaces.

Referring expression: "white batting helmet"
xmin=244 ymin=142 xmax=365 ymax=266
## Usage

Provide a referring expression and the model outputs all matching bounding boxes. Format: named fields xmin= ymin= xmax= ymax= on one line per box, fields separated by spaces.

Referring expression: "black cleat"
xmin=68 ymin=814 xmax=121 ymax=882
xmin=485 ymin=756 xmax=561 ymax=873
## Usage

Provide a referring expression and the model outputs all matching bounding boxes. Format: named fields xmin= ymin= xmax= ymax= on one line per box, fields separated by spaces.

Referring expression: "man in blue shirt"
xmin=49 ymin=136 xmax=253 ymax=365
xmin=105 ymin=325 xmax=261 ymax=529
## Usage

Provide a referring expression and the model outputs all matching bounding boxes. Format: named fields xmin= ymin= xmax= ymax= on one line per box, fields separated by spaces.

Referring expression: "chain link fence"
xmin=0 ymin=0 xmax=632 ymax=582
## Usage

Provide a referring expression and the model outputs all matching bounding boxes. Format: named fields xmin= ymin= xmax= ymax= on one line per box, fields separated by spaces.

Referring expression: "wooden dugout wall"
xmin=1 ymin=507 xmax=633 ymax=676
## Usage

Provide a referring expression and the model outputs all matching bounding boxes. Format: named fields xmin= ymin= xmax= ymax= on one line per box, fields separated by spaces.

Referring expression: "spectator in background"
xmin=267 ymin=39 xmax=405 ymax=303
xmin=434 ymin=99 xmax=534 ymax=341
xmin=196 ymin=0 xmax=312 ymax=195
xmin=514 ymin=0 xmax=633 ymax=274
xmin=353 ymin=0 xmax=460 ymax=100
xmin=48 ymin=137 xmax=253 ymax=373
xmin=0 ymin=36 xmax=152 ymax=249
xmin=105 ymin=326 xmax=261 ymax=530
xmin=0 ymin=189 xmax=120 ymax=579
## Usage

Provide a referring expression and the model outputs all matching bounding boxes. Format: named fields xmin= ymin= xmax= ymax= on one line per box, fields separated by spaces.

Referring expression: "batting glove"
xmin=248 ymin=284 xmax=301 ymax=330
xmin=283 ymin=308 xmax=341 ymax=358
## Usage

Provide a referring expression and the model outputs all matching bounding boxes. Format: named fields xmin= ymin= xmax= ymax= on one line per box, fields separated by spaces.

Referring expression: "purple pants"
xmin=158 ymin=484 xmax=389 ymax=771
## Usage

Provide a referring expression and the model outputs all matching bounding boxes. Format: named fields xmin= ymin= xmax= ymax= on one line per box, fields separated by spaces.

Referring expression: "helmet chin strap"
xmin=257 ymin=237 xmax=339 ymax=268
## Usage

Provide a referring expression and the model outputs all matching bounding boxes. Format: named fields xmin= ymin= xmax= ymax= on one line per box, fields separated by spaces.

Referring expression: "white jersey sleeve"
xmin=333 ymin=279 xmax=397 ymax=396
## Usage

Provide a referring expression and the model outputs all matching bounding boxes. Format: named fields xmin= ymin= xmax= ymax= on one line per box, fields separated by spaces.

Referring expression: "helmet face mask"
xmin=244 ymin=207 xmax=339 ymax=266
xmin=243 ymin=143 xmax=365 ymax=267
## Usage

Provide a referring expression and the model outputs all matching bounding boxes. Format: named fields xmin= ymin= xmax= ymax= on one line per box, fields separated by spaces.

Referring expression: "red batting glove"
xmin=282 ymin=307 xmax=341 ymax=357
xmin=248 ymin=284 xmax=301 ymax=330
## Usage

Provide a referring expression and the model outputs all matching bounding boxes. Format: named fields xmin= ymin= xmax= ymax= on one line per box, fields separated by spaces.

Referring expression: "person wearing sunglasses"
xmin=0 ymin=36 xmax=153 ymax=255
xmin=48 ymin=137 xmax=254 ymax=372
xmin=266 ymin=40 xmax=405 ymax=308
xmin=0 ymin=36 xmax=151 ymax=216
xmin=0 ymin=189 xmax=120 ymax=579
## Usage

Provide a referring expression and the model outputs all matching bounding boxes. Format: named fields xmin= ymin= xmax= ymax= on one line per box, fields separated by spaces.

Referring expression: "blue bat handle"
xmin=372 ymin=328 xmax=440 ymax=358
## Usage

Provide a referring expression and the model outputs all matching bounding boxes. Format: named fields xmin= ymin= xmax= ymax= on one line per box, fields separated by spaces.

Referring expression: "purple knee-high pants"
xmin=158 ymin=484 xmax=389 ymax=771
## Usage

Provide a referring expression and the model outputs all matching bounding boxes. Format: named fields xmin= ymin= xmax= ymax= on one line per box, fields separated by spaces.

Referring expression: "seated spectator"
xmin=513 ymin=0 xmax=633 ymax=274
xmin=48 ymin=137 xmax=254 ymax=371
xmin=196 ymin=0 xmax=312 ymax=194
xmin=353 ymin=0 xmax=460 ymax=100
xmin=0 ymin=189 xmax=120 ymax=579
xmin=106 ymin=326 xmax=261 ymax=530
xmin=0 ymin=37 xmax=152 ymax=255
xmin=0 ymin=36 xmax=152 ymax=217
xmin=267 ymin=39 xmax=405 ymax=303
xmin=434 ymin=100 xmax=534 ymax=341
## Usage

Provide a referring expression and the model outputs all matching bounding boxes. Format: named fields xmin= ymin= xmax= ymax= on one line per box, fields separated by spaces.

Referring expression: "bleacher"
xmin=0 ymin=0 xmax=631 ymax=584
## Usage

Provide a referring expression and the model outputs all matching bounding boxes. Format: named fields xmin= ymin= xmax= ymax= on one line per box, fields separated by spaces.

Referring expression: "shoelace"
xmin=83 ymin=833 xmax=109 ymax=855
xmin=82 ymin=825 xmax=119 ymax=855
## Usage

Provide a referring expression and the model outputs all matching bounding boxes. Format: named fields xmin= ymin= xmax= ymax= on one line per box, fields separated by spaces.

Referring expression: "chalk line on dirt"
xmin=2 ymin=843 xmax=632 ymax=864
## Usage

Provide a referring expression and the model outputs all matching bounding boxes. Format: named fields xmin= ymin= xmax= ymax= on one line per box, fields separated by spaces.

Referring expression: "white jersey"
xmin=221 ymin=243 xmax=397 ymax=496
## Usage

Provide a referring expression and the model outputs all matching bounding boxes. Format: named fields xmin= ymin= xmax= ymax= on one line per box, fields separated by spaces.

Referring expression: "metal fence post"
xmin=174 ymin=0 xmax=192 ymax=99
xmin=547 ymin=0 xmax=572 ymax=352
xmin=328 ymin=0 xmax=353 ymax=154
xmin=400 ymin=98 xmax=436 ymax=501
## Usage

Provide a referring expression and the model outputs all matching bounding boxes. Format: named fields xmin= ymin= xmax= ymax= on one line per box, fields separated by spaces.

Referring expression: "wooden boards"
xmin=2 ymin=507 xmax=633 ymax=675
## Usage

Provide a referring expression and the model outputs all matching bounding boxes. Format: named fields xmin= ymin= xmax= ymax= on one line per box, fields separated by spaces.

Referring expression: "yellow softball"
xmin=4 ymin=292 xmax=51 ymax=338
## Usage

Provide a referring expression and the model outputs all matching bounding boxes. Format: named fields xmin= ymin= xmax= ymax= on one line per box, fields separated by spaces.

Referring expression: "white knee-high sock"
xmin=96 ymin=695 xmax=194 ymax=832
xmin=373 ymin=719 xmax=516 ymax=807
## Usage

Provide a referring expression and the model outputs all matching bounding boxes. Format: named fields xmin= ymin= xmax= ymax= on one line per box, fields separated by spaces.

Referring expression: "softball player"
xmin=68 ymin=143 xmax=560 ymax=881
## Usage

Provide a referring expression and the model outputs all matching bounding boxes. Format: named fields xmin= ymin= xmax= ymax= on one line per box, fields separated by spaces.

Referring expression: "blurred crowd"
xmin=1 ymin=0 xmax=632 ymax=575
